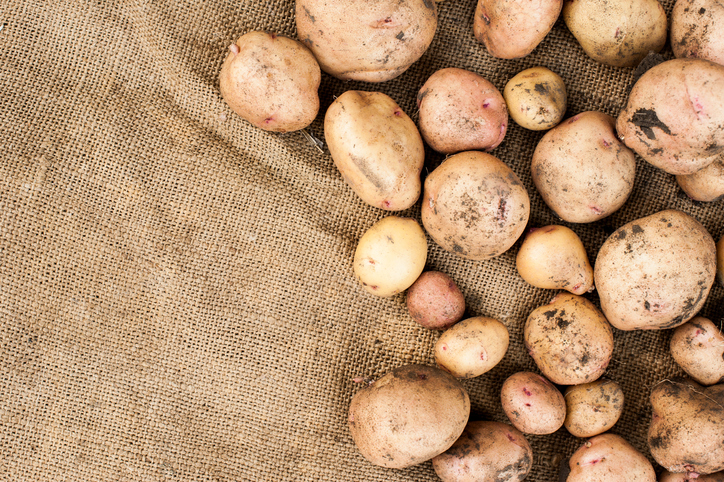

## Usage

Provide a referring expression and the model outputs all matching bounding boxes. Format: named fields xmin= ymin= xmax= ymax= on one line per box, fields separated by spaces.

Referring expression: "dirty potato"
xmin=564 ymin=379 xmax=625 ymax=438
xmin=504 ymin=66 xmax=567 ymax=130
xmin=676 ymin=156 xmax=724 ymax=202
xmin=671 ymin=0 xmax=724 ymax=66
xmin=670 ymin=316 xmax=724 ymax=386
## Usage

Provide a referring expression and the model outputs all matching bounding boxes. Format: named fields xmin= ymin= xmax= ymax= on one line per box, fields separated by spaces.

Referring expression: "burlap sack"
xmin=1 ymin=0 xmax=722 ymax=480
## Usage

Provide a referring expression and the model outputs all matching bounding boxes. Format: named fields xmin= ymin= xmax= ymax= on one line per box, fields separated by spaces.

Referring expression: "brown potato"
xmin=501 ymin=371 xmax=566 ymax=435
xmin=219 ymin=31 xmax=321 ymax=132
xmin=676 ymin=156 xmax=724 ymax=202
xmin=565 ymin=433 xmax=656 ymax=481
xmin=671 ymin=0 xmax=724 ymax=66
xmin=434 ymin=316 xmax=509 ymax=378
xmin=504 ymin=66 xmax=567 ymax=131
xmin=421 ymin=151 xmax=530 ymax=261
xmin=324 ymin=91 xmax=424 ymax=211
xmin=406 ymin=271 xmax=466 ymax=330
xmin=660 ymin=469 xmax=724 ymax=481
xmin=594 ymin=209 xmax=717 ymax=330
xmin=564 ymin=379 xmax=624 ymax=438
xmin=531 ymin=111 xmax=636 ymax=223
xmin=670 ymin=316 xmax=724 ymax=386
xmin=348 ymin=364 xmax=470 ymax=469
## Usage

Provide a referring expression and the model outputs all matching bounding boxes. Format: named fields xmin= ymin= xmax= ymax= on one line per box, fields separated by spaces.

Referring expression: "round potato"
xmin=564 ymin=379 xmax=624 ymax=438
xmin=565 ymin=433 xmax=656 ymax=481
xmin=348 ymin=364 xmax=470 ymax=469
xmin=434 ymin=316 xmax=509 ymax=378
xmin=500 ymin=371 xmax=566 ymax=435
xmin=504 ymin=66 xmax=567 ymax=130
xmin=670 ymin=316 xmax=724 ymax=386
xmin=406 ymin=271 xmax=466 ymax=330
xmin=676 ymin=156 xmax=724 ymax=202
xmin=671 ymin=0 xmax=724 ymax=66
xmin=324 ymin=91 xmax=424 ymax=211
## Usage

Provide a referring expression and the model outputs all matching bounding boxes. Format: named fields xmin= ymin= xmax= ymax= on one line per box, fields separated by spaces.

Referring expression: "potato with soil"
xmin=296 ymin=0 xmax=437 ymax=82
xmin=660 ymin=469 xmax=724 ymax=481
xmin=616 ymin=58 xmax=724 ymax=175
xmin=594 ymin=209 xmax=717 ymax=331
xmin=348 ymin=364 xmax=470 ymax=468
xmin=434 ymin=316 xmax=509 ymax=378
xmin=421 ymin=151 xmax=530 ymax=261
xmin=562 ymin=0 xmax=667 ymax=67
xmin=564 ymin=433 xmax=656 ymax=481
xmin=219 ymin=31 xmax=321 ymax=132
xmin=671 ymin=0 xmax=724 ymax=66
xmin=417 ymin=68 xmax=508 ymax=154
xmin=501 ymin=371 xmax=566 ymax=435
xmin=670 ymin=316 xmax=724 ymax=386
xmin=531 ymin=111 xmax=636 ymax=223
xmin=473 ymin=0 xmax=563 ymax=59
xmin=676 ymin=156 xmax=724 ymax=202
xmin=524 ymin=292 xmax=614 ymax=385
xmin=432 ymin=421 xmax=532 ymax=482
xmin=564 ymin=379 xmax=624 ymax=438
xmin=324 ymin=91 xmax=424 ymax=211
xmin=504 ymin=66 xmax=567 ymax=130
xmin=406 ymin=271 xmax=466 ymax=330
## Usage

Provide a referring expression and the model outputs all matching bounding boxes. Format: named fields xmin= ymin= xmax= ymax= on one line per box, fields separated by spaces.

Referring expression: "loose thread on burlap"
xmin=653 ymin=378 xmax=724 ymax=411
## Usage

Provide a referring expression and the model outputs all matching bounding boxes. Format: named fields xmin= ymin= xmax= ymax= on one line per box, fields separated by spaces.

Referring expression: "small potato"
xmin=660 ymin=469 xmax=724 ymax=481
xmin=565 ymin=433 xmax=656 ymax=481
xmin=417 ymin=68 xmax=508 ymax=154
xmin=353 ymin=216 xmax=427 ymax=297
xmin=434 ymin=316 xmax=509 ymax=378
xmin=504 ymin=67 xmax=567 ymax=130
xmin=670 ymin=316 xmax=724 ymax=386
xmin=676 ymin=156 xmax=724 ymax=202
xmin=219 ymin=31 xmax=321 ymax=132
xmin=406 ymin=271 xmax=466 ymax=330
xmin=324 ymin=91 xmax=424 ymax=211
xmin=500 ymin=371 xmax=566 ymax=435
xmin=432 ymin=421 xmax=533 ymax=482
xmin=671 ymin=0 xmax=724 ymax=66
xmin=564 ymin=379 xmax=624 ymax=438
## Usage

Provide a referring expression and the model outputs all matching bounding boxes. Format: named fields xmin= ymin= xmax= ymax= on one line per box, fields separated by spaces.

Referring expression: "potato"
xmin=473 ymin=0 xmax=563 ymax=59
xmin=564 ymin=379 xmax=624 ymax=438
xmin=353 ymin=216 xmax=427 ymax=297
xmin=434 ymin=316 xmax=509 ymax=378
xmin=432 ymin=421 xmax=532 ymax=482
xmin=562 ymin=0 xmax=667 ymax=67
xmin=531 ymin=111 xmax=636 ymax=223
xmin=676 ymin=156 xmax=724 ymax=202
xmin=500 ymin=371 xmax=566 ymax=435
xmin=421 ymin=151 xmax=530 ymax=261
xmin=524 ymin=292 xmax=614 ymax=385
xmin=719 ymin=236 xmax=724 ymax=286
xmin=670 ymin=316 xmax=724 ymax=386
xmin=649 ymin=378 xmax=724 ymax=475
xmin=660 ymin=469 xmax=724 ymax=481
xmin=406 ymin=271 xmax=466 ymax=330
xmin=417 ymin=68 xmax=508 ymax=154
xmin=504 ymin=66 xmax=567 ymax=131
xmin=324 ymin=91 xmax=424 ymax=211
xmin=671 ymin=0 xmax=724 ymax=66
xmin=616 ymin=58 xmax=724 ymax=175
xmin=515 ymin=225 xmax=594 ymax=295
xmin=594 ymin=209 xmax=717 ymax=330
xmin=348 ymin=364 xmax=470 ymax=468
xmin=295 ymin=0 xmax=437 ymax=82
xmin=564 ymin=433 xmax=656 ymax=481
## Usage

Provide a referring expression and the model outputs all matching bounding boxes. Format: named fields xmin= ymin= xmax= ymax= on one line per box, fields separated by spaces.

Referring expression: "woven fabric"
xmin=1 ymin=0 xmax=722 ymax=480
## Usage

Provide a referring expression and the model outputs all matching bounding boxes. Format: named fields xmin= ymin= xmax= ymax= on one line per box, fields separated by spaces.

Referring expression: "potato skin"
xmin=564 ymin=379 xmax=624 ymax=438
xmin=219 ymin=31 xmax=321 ymax=132
xmin=324 ymin=91 xmax=424 ymax=211
xmin=718 ymin=236 xmax=724 ymax=287
xmin=348 ymin=364 xmax=470 ymax=469
xmin=660 ymin=469 xmax=724 ymax=481
xmin=676 ymin=156 xmax=724 ymax=202
xmin=501 ymin=371 xmax=566 ymax=435
xmin=406 ymin=271 xmax=466 ymax=330
xmin=434 ymin=316 xmax=509 ymax=378
xmin=504 ymin=66 xmax=567 ymax=130
xmin=670 ymin=317 xmax=724 ymax=386
xmin=594 ymin=209 xmax=717 ymax=331
xmin=566 ymin=433 xmax=656 ymax=481
xmin=671 ymin=0 xmax=724 ymax=66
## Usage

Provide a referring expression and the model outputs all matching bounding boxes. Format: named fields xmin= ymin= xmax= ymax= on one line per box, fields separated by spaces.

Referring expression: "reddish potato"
xmin=406 ymin=271 xmax=466 ymax=330
xmin=434 ymin=316 xmax=509 ymax=378
xmin=670 ymin=316 xmax=724 ymax=386
xmin=565 ymin=433 xmax=656 ymax=481
xmin=501 ymin=371 xmax=566 ymax=435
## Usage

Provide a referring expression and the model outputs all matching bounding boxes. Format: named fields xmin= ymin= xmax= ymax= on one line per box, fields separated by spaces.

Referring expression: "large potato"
xmin=671 ymin=0 xmax=724 ymax=66
xmin=504 ymin=66 xmax=567 ymax=130
xmin=594 ymin=209 xmax=717 ymax=330
xmin=564 ymin=379 xmax=624 ymax=438
xmin=348 ymin=364 xmax=470 ymax=469
xmin=670 ymin=316 xmax=724 ymax=386
xmin=434 ymin=316 xmax=509 ymax=378
xmin=565 ymin=433 xmax=656 ymax=481
xmin=324 ymin=91 xmax=424 ymax=211
xmin=296 ymin=0 xmax=437 ymax=82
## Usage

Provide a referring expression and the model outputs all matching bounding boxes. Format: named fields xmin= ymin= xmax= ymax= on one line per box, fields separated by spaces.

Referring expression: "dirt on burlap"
xmin=1 ymin=0 xmax=722 ymax=481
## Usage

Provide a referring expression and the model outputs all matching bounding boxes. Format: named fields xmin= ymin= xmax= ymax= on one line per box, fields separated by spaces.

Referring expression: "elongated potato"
xmin=434 ymin=316 xmax=509 ymax=378
xmin=501 ymin=371 xmax=566 ymax=435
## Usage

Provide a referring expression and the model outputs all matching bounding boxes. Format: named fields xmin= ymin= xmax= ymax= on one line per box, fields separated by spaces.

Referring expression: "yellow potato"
xmin=676 ymin=157 xmax=724 ymax=202
xmin=504 ymin=66 xmax=567 ymax=130
xmin=564 ymin=379 xmax=624 ymax=438
xmin=434 ymin=316 xmax=509 ymax=378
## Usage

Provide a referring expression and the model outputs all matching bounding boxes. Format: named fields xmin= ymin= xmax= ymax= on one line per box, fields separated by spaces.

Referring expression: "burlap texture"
xmin=1 ymin=0 xmax=722 ymax=480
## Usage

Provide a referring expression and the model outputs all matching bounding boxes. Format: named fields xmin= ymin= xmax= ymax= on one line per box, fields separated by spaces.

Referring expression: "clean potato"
xmin=671 ymin=0 xmax=724 ymax=66
xmin=324 ymin=91 xmax=424 ymax=211
xmin=406 ymin=271 xmax=466 ymax=330
xmin=565 ymin=433 xmax=656 ymax=481
xmin=501 ymin=371 xmax=566 ymax=435
xmin=564 ymin=379 xmax=624 ymax=438
xmin=504 ymin=66 xmax=567 ymax=130
xmin=670 ymin=316 xmax=724 ymax=386
xmin=434 ymin=316 xmax=509 ymax=378
xmin=676 ymin=157 xmax=724 ymax=202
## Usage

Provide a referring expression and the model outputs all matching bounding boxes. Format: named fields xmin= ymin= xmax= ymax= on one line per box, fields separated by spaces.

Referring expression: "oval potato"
xmin=564 ymin=379 xmax=624 ymax=438
xmin=434 ymin=316 xmax=509 ymax=378
xmin=504 ymin=66 xmax=567 ymax=130
xmin=670 ymin=316 xmax=724 ymax=386
xmin=501 ymin=371 xmax=566 ymax=435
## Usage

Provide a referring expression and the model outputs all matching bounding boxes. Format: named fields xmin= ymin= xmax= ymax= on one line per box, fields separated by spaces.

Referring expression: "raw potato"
xmin=406 ymin=271 xmax=466 ymax=330
xmin=565 ymin=433 xmax=656 ymax=481
xmin=671 ymin=0 xmax=724 ymax=66
xmin=324 ymin=91 xmax=424 ymax=211
xmin=434 ymin=316 xmax=509 ymax=378
xmin=500 ymin=371 xmax=566 ymax=435
xmin=564 ymin=379 xmax=624 ymax=438
xmin=562 ymin=0 xmax=667 ymax=67
xmin=676 ymin=156 xmax=724 ymax=202
xmin=515 ymin=225 xmax=594 ymax=294
xmin=473 ymin=0 xmax=563 ymax=59
xmin=432 ymin=421 xmax=533 ymax=482
xmin=531 ymin=111 xmax=636 ymax=223
xmin=504 ymin=66 xmax=567 ymax=130
xmin=670 ymin=316 xmax=724 ymax=386
xmin=219 ymin=31 xmax=321 ymax=133
xmin=353 ymin=216 xmax=427 ymax=297
xmin=719 ymin=236 xmax=724 ymax=286
xmin=295 ymin=0 xmax=438 ymax=82
xmin=417 ymin=68 xmax=508 ymax=154
xmin=616 ymin=58 xmax=724 ymax=175
xmin=348 ymin=364 xmax=470 ymax=469
xmin=524 ymin=292 xmax=614 ymax=385
xmin=421 ymin=151 xmax=530 ymax=261
xmin=660 ymin=469 xmax=724 ymax=481
xmin=594 ymin=209 xmax=717 ymax=330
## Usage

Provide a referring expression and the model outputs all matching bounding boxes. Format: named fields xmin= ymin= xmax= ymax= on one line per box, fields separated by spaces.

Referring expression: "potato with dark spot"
xmin=676 ymin=156 xmax=724 ymax=202
xmin=406 ymin=271 xmax=466 ymax=330
xmin=565 ymin=433 xmax=656 ymax=481
xmin=434 ymin=316 xmax=509 ymax=378
xmin=660 ymin=469 xmax=724 ymax=481
xmin=432 ymin=421 xmax=533 ymax=482
xmin=564 ymin=379 xmax=624 ymax=438
xmin=501 ymin=371 xmax=566 ymax=435
xmin=671 ymin=0 xmax=724 ymax=66
xmin=504 ymin=66 xmax=567 ymax=130
xmin=670 ymin=316 xmax=724 ymax=386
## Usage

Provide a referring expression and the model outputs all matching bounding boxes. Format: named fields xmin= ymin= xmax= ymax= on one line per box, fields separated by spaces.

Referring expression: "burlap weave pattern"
xmin=1 ymin=0 xmax=722 ymax=480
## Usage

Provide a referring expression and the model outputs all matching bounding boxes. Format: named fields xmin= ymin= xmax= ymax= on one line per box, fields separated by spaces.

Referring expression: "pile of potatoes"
xmin=217 ymin=0 xmax=724 ymax=479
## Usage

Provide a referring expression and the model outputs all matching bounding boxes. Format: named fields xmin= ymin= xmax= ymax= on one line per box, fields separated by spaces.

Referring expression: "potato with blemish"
xmin=432 ymin=421 xmax=533 ymax=482
xmin=406 ymin=271 xmax=466 ymax=330
xmin=670 ymin=316 xmax=724 ymax=386
xmin=564 ymin=433 xmax=656 ymax=481
xmin=676 ymin=156 xmax=724 ymax=202
xmin=434 ymin=316 xmax=509 ymax=378
xmin=500 ymin=371 xmax=566 ymax=435
xmin=564 ymin=379 xmax=624 ymax=438
xmin=504 ymin=66 xmax=567 ymax=130
xmin=531 ymin=111 xmax=636 ymax=223
xmin=324 ymin=91 xmax=424 ymax=211
xmin=219 ymin=31 xmax=321 ymax=132
xmin=594 ymin=209 xmax=717 ymax=331
xmin=660 ymin=469 xmax=724 ymax=481
xmin=671 ymin=0 xmax=724 ymax=66
xmin=421 ymin=151 xmax=530 ymax=261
